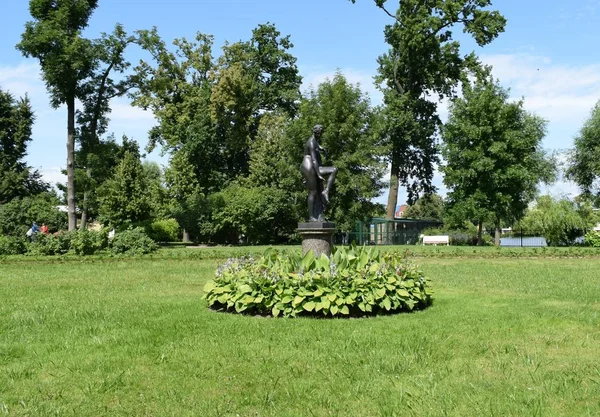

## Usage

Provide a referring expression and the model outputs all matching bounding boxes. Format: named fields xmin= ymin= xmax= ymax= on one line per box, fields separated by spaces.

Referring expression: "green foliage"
xmin=518 ymin=195 xmax=592 ymax=246
xmin=209 ymin=23 xmax=302 ymax=177
xmin=403 ymin=193 xmax=445 ymax=221
xmin=208 ymin=184 xmax=297 ymax=244
xmin=27 ymin=229 xmax=108 ymax=256
xmin=17 ymin=0 xmax=99 ymax=107
xmin=98 ymin=144 xmax=152 ymax=227
xmin=0 ymin=192 xmax=66 ymax=237
xmin=351 ymin=0 xmax=506 ymax=215
xmin=584 ymin=231 xmax=600 ymax=247
xmin=566 ymin=100 xmax=600 ymax=197
xmin=144 ymin=218 xmax=180 ymax=242
xmin=17 ymin=0 xmax=101 ymax=230
xmin=0 ymin=88 xmax=48 ymax=203
xmin=133 ymin=23 xmax=301 ymax=191
xmin=288 ymin=72 xmax=386 ymax=230
xmin=28 ymin=232 xmax=72 ymax=256
xmin=204 ymin=246 xmax=433 ymax=318
xmin=109 ymin=227 xmax=158 ymax=255
xmin=69 ymin=229 xmax=108 ymax=255
xmin=442 ymin=75 xmax=556 ymax=244
xmin=0 ymin=235 xmax=27 ymax=255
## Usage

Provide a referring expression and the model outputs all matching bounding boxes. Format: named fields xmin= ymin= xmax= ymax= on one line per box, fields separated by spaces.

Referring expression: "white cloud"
xmin=481 ymin=53 xmax=600 ymax=128
xmin=110 ymin=99 xmax=155 ymax=122
xmin=301 ymin=66 xmax=383 ymax=106
xmin=0 ymin=62 xmax=44 ymax=98
xmin=39 ymin=167 xmax=66 ymax=188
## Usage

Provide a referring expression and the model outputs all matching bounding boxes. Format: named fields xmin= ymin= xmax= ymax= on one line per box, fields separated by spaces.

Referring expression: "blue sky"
xmin=1 ymin=0 xmax=600 ymax=204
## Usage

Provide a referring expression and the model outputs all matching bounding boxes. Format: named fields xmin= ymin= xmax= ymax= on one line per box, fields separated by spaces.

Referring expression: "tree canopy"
xmin=17 ymin=0 xmax=99 ymax=230
xmin=441 ymin=74 xmax=556 ymax=244
xmin=566 ymin=100 xmax=600 ymax=203
xmin=350 ymin=0 xmax=506 ymax=218
xmin=0 ymin=88 xmax=48 ymax=204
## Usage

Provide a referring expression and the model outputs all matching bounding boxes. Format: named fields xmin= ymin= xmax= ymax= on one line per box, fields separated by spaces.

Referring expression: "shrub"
xmin=69 ymin=229 xmax=108 ymax=255
xmin=584 ymin=231 xmax=600 ymax=247
xmin=0 ymin=235 xmax=27 ymax=255
xmin=0 ymin=193 xmax=67 ymax=237
xmin=109 ymin=227 xmax=158 ymax=255
xmin=204 ymin=246 xmax=433 ymax=318
xmin=27 ymin=232 xmax=72 ymax=255
xmin=144 ymin=218 xmax=180 ymax=242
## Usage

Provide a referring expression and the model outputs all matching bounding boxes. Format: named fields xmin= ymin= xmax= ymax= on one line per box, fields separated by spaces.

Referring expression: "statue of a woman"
xmin=301 ymin=125 xmax=337 ymax=222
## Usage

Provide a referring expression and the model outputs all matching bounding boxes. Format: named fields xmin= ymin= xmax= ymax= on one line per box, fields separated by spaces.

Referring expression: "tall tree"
xmin=132 ymin=23 xmax=301 ymax=193
xmin=350 ymin=0 xmax=506 ymax=218
xmin=132 ymin=30 xmax=227 ymax=194
xmin=210 ymin=23 xmax=302 ymax=178
xmin=17 ymin=0 xmax=99 ymax=230
xmin=288 ymin=72 xmax=386 ymax=231
xmin=441 ymin=75 xmax=556 ymax=245
xmin=97 ymin=140 xmax=151 ymax=227
xmin=76 ymin=24 xmax=138 ymax=229
xmin=566 ymin=100 xmax=600 ymax=202
xmin=0 ymin=88 xmax=48 ymax=203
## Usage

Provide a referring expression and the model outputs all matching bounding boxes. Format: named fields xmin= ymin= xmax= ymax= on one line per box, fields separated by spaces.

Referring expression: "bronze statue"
xmin=301 ymin=125 xmax=337 ymax=222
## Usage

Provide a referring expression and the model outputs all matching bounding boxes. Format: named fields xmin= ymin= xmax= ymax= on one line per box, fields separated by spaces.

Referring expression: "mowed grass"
xmin=1 ymin=254 xmax=599 ymax=416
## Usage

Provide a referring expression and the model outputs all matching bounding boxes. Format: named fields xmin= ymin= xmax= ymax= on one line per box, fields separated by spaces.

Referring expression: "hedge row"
xmin=0 ymin=227 xmax=157 ymax=256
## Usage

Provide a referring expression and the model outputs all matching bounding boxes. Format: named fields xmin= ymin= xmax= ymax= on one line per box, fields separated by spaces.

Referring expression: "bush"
xmin=203 ymin=246 xmax=433 ymax=318
xmin=27 ymin=232 xmax=72 ymax=255
xmin=0 ymin=235 xmax=27 ymax=255
xmin=69 ymin=229 xmax=108 ymax=255
xmin=26 ymin=230 xmax=109 ymax=256
xmin=144 ymin=218 xmax=180 ymax=242
xmin=584 ymin=231 xmax=600 ymax=247
xmin=0 ymin=193 xmax=67 ymax=237
xmin=109 ymin=227 xmax=159 ymax=255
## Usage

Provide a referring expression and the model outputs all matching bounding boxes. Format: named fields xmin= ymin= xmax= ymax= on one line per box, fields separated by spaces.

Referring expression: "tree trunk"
xmin=477 ymin=221 xmax=483 ymax=246
xmin=495 ymin=219 xmax=501 ymax=247
xmin=79 ymin=191 xmax=88 ymax=230
xmin=67 ymin=96 xmax=77 ymax=231
xmin=386 ymin=161 xmax=399 ymax=220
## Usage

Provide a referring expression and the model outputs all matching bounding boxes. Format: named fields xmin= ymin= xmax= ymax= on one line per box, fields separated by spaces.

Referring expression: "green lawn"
xmin=1 ymin=253 xmax=599 ymax=416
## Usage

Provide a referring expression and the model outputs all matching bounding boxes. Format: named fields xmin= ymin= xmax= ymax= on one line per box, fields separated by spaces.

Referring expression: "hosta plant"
xmin=203 ymin=245 xmax=433 ymax=318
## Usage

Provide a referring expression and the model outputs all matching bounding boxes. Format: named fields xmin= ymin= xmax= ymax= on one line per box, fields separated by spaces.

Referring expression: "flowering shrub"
xmin=203 ymin=246 xmax=433 ymax=318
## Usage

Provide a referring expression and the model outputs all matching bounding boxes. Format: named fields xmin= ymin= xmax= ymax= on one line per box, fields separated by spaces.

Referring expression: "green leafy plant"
xmin=0 ymin=235 xmax=27 ymax=255
xmin=69 ymin=229 xmax=108 ymax=255
xmin=27 ymin=232 xmax=72 ymax=256
xmin=584 ymin=231 xmax=600 ymax=247
xmin=203 ymin=246 xmax=433 ymax=318
xmin=109 ymin=227 xmax=158 ymax=255
xmin=143 ymin=218 xmax=180 ymax=242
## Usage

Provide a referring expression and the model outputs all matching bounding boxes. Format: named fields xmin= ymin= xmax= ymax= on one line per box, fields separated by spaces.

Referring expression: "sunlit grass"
xmin=1 ymin=255 xmax=599 ymax=416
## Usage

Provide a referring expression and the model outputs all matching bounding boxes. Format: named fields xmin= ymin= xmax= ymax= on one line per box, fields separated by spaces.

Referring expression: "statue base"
xmin=297 ymin=222 xmax=335 ymax=258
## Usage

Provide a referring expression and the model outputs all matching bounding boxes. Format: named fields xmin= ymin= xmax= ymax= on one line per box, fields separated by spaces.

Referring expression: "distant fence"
xmin=332 ymin=224 xmax=587 ymax=247
xmin=499 ymin=236 xmax=547 ymax=247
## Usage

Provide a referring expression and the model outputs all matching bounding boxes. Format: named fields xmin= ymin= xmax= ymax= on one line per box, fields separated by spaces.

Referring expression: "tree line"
xmin=1 ymin=0 xmax=599 ymax=245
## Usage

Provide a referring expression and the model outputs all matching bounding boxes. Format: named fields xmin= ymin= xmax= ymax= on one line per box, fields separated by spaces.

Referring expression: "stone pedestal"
xmin=297 ymin=222 xmax=335 ymax=258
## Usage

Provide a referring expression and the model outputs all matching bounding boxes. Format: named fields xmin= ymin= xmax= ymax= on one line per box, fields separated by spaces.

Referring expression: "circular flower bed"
xmin=203 ymin=246 xmax=433 ymax=318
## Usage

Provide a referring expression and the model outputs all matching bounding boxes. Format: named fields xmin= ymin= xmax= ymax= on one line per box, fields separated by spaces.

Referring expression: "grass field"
xmin=1 ymin=251 xmax=599 ymax=416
